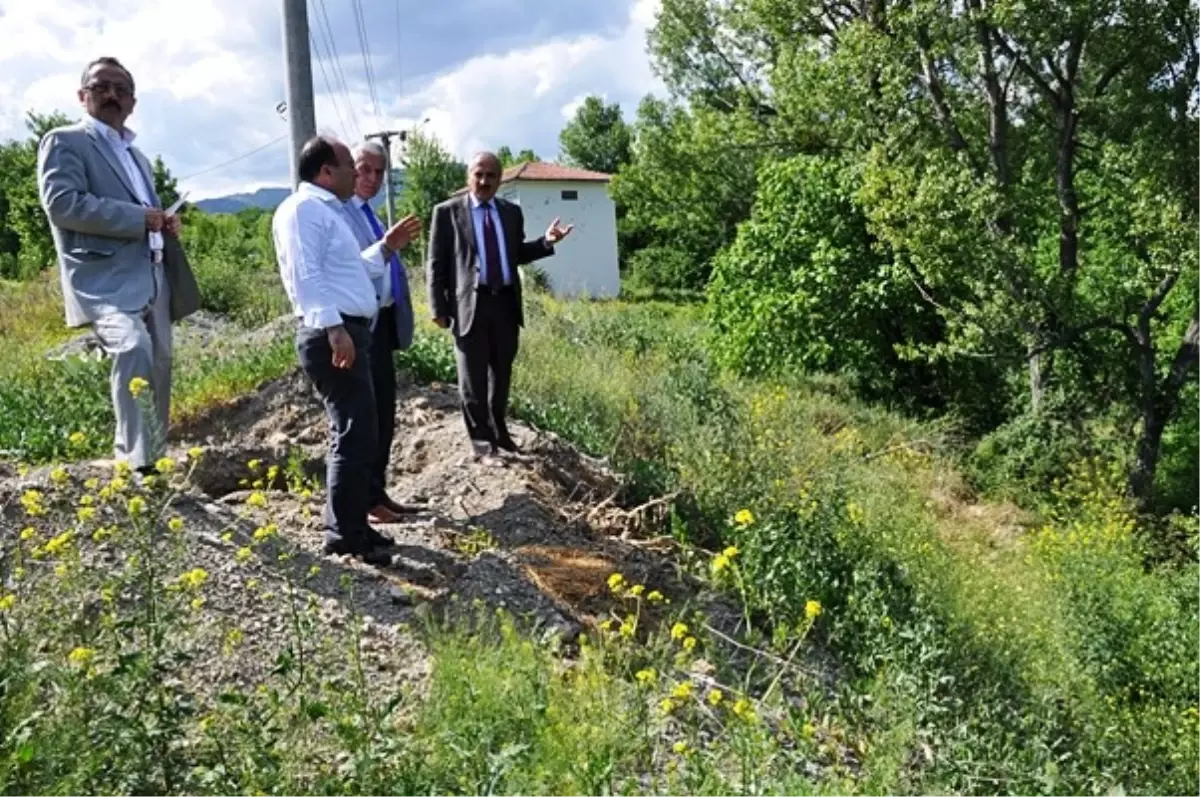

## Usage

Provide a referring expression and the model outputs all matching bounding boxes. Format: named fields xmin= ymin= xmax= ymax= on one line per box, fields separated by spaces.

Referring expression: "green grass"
xmin=1 ymin=274 xmax=1196 ymax=795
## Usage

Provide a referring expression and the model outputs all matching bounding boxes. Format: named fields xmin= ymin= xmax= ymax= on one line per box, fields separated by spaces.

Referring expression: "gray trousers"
xmin=91 ymin=263 xmax=172 ymax=469
xmin=454 ymin=289 xmax=519 ymax=448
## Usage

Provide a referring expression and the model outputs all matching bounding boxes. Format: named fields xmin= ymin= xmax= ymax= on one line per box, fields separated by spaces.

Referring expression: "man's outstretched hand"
xmin=384 ymin=214 xmax=423 ymax=250
xmin=545 ymin=216 xmax=573 ymax=244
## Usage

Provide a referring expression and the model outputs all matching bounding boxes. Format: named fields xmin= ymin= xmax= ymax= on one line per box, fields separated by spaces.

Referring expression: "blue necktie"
xmin=360 ymin=203 xmax=406 ymax=307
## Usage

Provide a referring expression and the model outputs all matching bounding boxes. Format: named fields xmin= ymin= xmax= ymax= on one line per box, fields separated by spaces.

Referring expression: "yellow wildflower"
xmin=50 ymin=466 xmax=69 ymax=485
xmin=187 ymin=446 xmax=205 ymax=460
xmin=253 ymin=523 xmax=278 ymax=542
xmin=109 ymin=477 xmax=128 ymax=492
xmin=44 ymin=530 xmax=74 ymax=556
xmin=732 ymin=698 xmax=756 ymax=721
xmin=55 ymin=563 xmax=69 ymax=578
xmin=176 ymin=568 xmax=209 ymax=590
xmin=190 ymin=597 xmax=205 ymax=611
xmin=707 ymin=689 xmax=724 ymax=706
xmin=619 ymin=619 xmax=636 ymax=638
xmin=629 ymin=584 xmax=645 ymax=598
xmin=711 ymin=554 xmax=730 ymax=574
xmin=114 ymin=461 xmax=132 ymax=478
xmin=77 ymin=507 xmax=97 ymax=523
xmin=92 ymin=526 xmax=111 ymax=542
xmin=127 ymin=496 xmax=146 ymax=516
xmin=682 ymin=636 xmax=697 ymax=652
xmin=647 ymin=590 xmax=664 ymax=603
xmin=671 ymin=681 xmax=693 ymax=700
xmin=68 ymin=431 xmax=87 ymax=446
xmin=168 ymin=516 xmax=184 ymax=532
xmin=734 ymin=509 xmax=754 ymax=526
xmin=670 ymin=622 xmax=689 ymax=641
xmin=221 ymin=532 xmax=233 ymax=543
xmin=846 ymin=501 xmax=865 ymax=525
xmin=19 ymin=527 xmax=36 ymax=541
xmin=84 ymin=477 xmax=99 ymax=491
xmin=224 ymin=628 xmax=245 ymax=649
xmin=267 ymin=465 xmax=280 ymax=482
xmin=246 ymin=491 xmax=267 ymax=508
xmin=141 ymin=475 xmax=158 ymax=489
xmin=658 ymin=698 xmax=676 ymax=714
xmin=308 ymin=565 xmax=321 ymax=578
xmin=247 ymin=459 xmax=261 ymax=473
xmin=597 ymin=619 xmax=615 ymax=633
xmin=127 ymin=377 xmax=149 ymax=397
xmin=672 ymin=741 xmax=689 ymax=755
xmin=79 ymin=494 xmax=94 ymax=506
xmin=235 ymin=547 xmax=252 ymax=563
xmin=20 ymin=490 xmax=45 ymax=516
xmin=154 ymin=457 xmax=176 ymax=474
xmin=801 ymin=722 xmax=816 ymax=739
xmin=67 ymin=647 xmax=96 ymax=667
xmin=805 ymin=599 xmax=823 ymax=620
xmin=723 ymin=545 xmax=739 ymax=559
xmin=0 ymin=594 xmax=15 ymax=612
xmin=635 ymin=668 xmax=657 ymax=685
xmin=246 ymin=578 xmax=260 ymax=591
xmin=607 ymin=572 xmax=625 ymax=593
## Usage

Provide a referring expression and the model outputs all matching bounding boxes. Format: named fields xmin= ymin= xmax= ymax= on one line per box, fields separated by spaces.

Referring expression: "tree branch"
xmin=1164 ymin=316 xmax=1200 ymax=399
xmin=1093 ymin=54 xmax=1131 ymax=98
xmin=1138 ymin=267 xmax=1183 ymax=340
xmin=992 ymin=32 xmax=1059 ymax=105
xmin=916 ymin=27 xmax=973 ymax=159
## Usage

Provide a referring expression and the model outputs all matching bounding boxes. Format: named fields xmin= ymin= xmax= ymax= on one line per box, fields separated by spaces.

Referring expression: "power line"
xmin=176 ymin=135 xmax=289 ymax=183
xmin=308 ymin=23 xmax=353 ymax=141
xmin=350 ymin=0 xmax=384 ymax=129
xmin=313 ymin=0 xmax=363 ymax=140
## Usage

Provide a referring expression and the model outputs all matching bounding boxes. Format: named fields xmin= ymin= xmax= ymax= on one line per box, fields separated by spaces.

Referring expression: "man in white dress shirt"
xmin=272 ymin=135 xmax=420 ymax=565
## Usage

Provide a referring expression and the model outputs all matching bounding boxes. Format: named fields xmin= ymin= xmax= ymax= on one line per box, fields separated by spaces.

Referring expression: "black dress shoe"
xmin=495 ymin=437 xmax=521 ymax=453
xmin=365 ymin=526 xmax=398 ymax=551
xmin=322 ymin=538 xmax=393 ymax=566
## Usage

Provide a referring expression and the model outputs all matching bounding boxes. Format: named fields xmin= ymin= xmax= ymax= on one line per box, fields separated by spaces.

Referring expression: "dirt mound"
xmin=166 ymin=369 xmax=726 ymax=642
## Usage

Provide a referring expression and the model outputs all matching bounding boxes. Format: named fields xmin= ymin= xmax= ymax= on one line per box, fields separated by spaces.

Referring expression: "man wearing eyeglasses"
xmin=36 ymin=57 xmax=197 ymax=473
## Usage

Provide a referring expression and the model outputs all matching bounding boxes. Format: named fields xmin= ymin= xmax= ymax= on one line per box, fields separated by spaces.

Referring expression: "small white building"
xmin=461 ymin=162 xmax=619 ymax=299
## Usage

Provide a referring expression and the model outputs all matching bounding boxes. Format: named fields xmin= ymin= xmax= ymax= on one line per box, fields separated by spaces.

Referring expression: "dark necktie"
xmin=360 ymin=202 xmax=406 ymax=306
xmin=481 ymin=202 xmax=503 ymax=291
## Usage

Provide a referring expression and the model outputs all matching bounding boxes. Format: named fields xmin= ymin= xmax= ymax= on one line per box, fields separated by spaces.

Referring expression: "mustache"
xmin=102 ymin=100 xmax=121 ymax=111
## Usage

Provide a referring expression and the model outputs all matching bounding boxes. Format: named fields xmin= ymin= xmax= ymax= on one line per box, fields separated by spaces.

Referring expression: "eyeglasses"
xmin=84 ymin=81 xmax=134 ymax=99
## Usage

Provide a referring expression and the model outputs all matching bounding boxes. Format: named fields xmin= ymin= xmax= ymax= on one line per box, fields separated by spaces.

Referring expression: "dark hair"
xmin=298 ymin=136 xmax=341 ymax=183
xmin=81 ymin=57 xmax=135 ymax=92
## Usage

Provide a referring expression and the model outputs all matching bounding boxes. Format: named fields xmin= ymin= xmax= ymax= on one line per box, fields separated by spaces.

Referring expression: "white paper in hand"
xmin=165 ymin=192 xmax=190 ymax=217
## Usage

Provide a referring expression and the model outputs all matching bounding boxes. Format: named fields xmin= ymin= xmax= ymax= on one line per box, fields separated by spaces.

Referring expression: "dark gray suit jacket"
xmin=36 ymin=118 xmax=199 ymax=327
xmin=426 ymin=194 xmax=554 ymax=337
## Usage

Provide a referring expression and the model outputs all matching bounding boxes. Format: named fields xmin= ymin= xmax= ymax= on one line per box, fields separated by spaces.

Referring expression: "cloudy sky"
xmin=0 ymin=0 xmax=663 ymax=199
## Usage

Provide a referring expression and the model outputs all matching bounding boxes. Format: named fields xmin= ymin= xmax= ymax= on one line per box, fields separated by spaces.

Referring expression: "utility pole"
xmin=365 ymin=130 xmax=405 ymax=227
xmin=281 ymin=0 xmax=316 ymax=188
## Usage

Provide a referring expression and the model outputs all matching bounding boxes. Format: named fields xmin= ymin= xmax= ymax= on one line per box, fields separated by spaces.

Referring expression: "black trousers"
xmin=296 ymin=320 xmax=377 ymax=550
xmin=454 ymin=289 xmax=519 ymax=445
xmin=369 ymin=305 xmax=398 ymax=504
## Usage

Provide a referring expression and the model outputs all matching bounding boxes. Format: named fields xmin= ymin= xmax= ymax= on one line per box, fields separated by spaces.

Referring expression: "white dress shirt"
xmin=348 ymin=195 xmax=394 ymax=307
xmin=91 ymin=117 xmax=162 ymax=255
xmin=273 ymin=182 xmax=390 ymax=329
xmin=468 ymin=193 xmax=513 ymax=286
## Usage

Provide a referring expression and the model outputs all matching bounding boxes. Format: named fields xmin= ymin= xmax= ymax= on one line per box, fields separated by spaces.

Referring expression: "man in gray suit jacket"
xmin=341 ymin=140 xmax=419 ymax=522
xmin=427 ymin=151 xmax=573 ymax=460
xmin=36 ymin=57 xmax=197 ymax=471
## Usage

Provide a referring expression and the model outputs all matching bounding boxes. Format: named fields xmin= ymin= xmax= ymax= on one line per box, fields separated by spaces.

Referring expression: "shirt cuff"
xmin=302 ymin=306 xmax=344 ymax=329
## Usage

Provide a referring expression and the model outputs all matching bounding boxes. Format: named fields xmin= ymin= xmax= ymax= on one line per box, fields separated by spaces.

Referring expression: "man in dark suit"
xmin=341 ymin=140 xmax=418 ymax=523
xmin=426 ymin=151 xmax=573 ymax=460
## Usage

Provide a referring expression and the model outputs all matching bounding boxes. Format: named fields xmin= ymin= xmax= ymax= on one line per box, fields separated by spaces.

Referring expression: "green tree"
xmin=0 ymin=112 xmax=74 ymax=278
xmin=396 ymin=131 xmax=466 ymax=262
xmin=152 ymin=155 xmax=180 ymax=209
xmin=496 ymin=146 xmax=538 ymax=169
xmin=608 ymin=96 xmax=761 ymax=291
xmin=558 ymin=96 xmax=633 ymax=175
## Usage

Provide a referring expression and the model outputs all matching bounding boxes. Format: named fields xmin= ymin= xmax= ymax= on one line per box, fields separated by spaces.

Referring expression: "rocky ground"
xmin=3 ymin=325 xmax=748 ymax=703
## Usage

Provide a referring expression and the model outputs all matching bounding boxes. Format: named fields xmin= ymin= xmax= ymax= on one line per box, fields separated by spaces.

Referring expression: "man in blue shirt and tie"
xmin=342 ymin=141 xmax=419 ymax=523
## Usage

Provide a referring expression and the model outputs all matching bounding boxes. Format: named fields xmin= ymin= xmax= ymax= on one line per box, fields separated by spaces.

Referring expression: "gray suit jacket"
xmin=339 ymin=200 xmax=415 ymax=350
xmin=426 ymin=194 xmax=554 ymax=337
xmin=36 ymin=118 xmax=199 ymax=327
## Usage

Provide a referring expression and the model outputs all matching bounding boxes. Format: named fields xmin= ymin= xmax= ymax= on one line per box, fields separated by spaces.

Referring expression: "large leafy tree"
xmin=395 ymin=131 xmax=466 ymax=263
xmin=558 ymin=96 xmax=633 ymax=175
xmin=0 ymin=112 xmax=73 ymax=278
xmin=651 ymin=0 xmax=1198 ymax=506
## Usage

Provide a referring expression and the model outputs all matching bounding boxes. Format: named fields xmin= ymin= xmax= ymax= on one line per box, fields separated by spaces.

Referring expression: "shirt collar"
xmin=90 ymin=116 xmax=136 ymax=146
xmin=351 ymin=194 xmax=368 ymax=209
xmin=299 ymin=181 xmax=338 ymax=203
xmin=468 ymin=192 xmax=495 ymax=210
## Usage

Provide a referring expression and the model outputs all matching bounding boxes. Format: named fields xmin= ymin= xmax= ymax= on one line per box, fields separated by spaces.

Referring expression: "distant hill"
xmin=194 ymin=170 xmax=406 ymax=214
xmin=194 ymin=188 xmax=291 ymax=214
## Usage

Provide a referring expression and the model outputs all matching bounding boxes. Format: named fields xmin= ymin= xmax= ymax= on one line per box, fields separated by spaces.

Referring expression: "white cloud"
xmin=0 ymin=0 xmax=663 ymax=199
